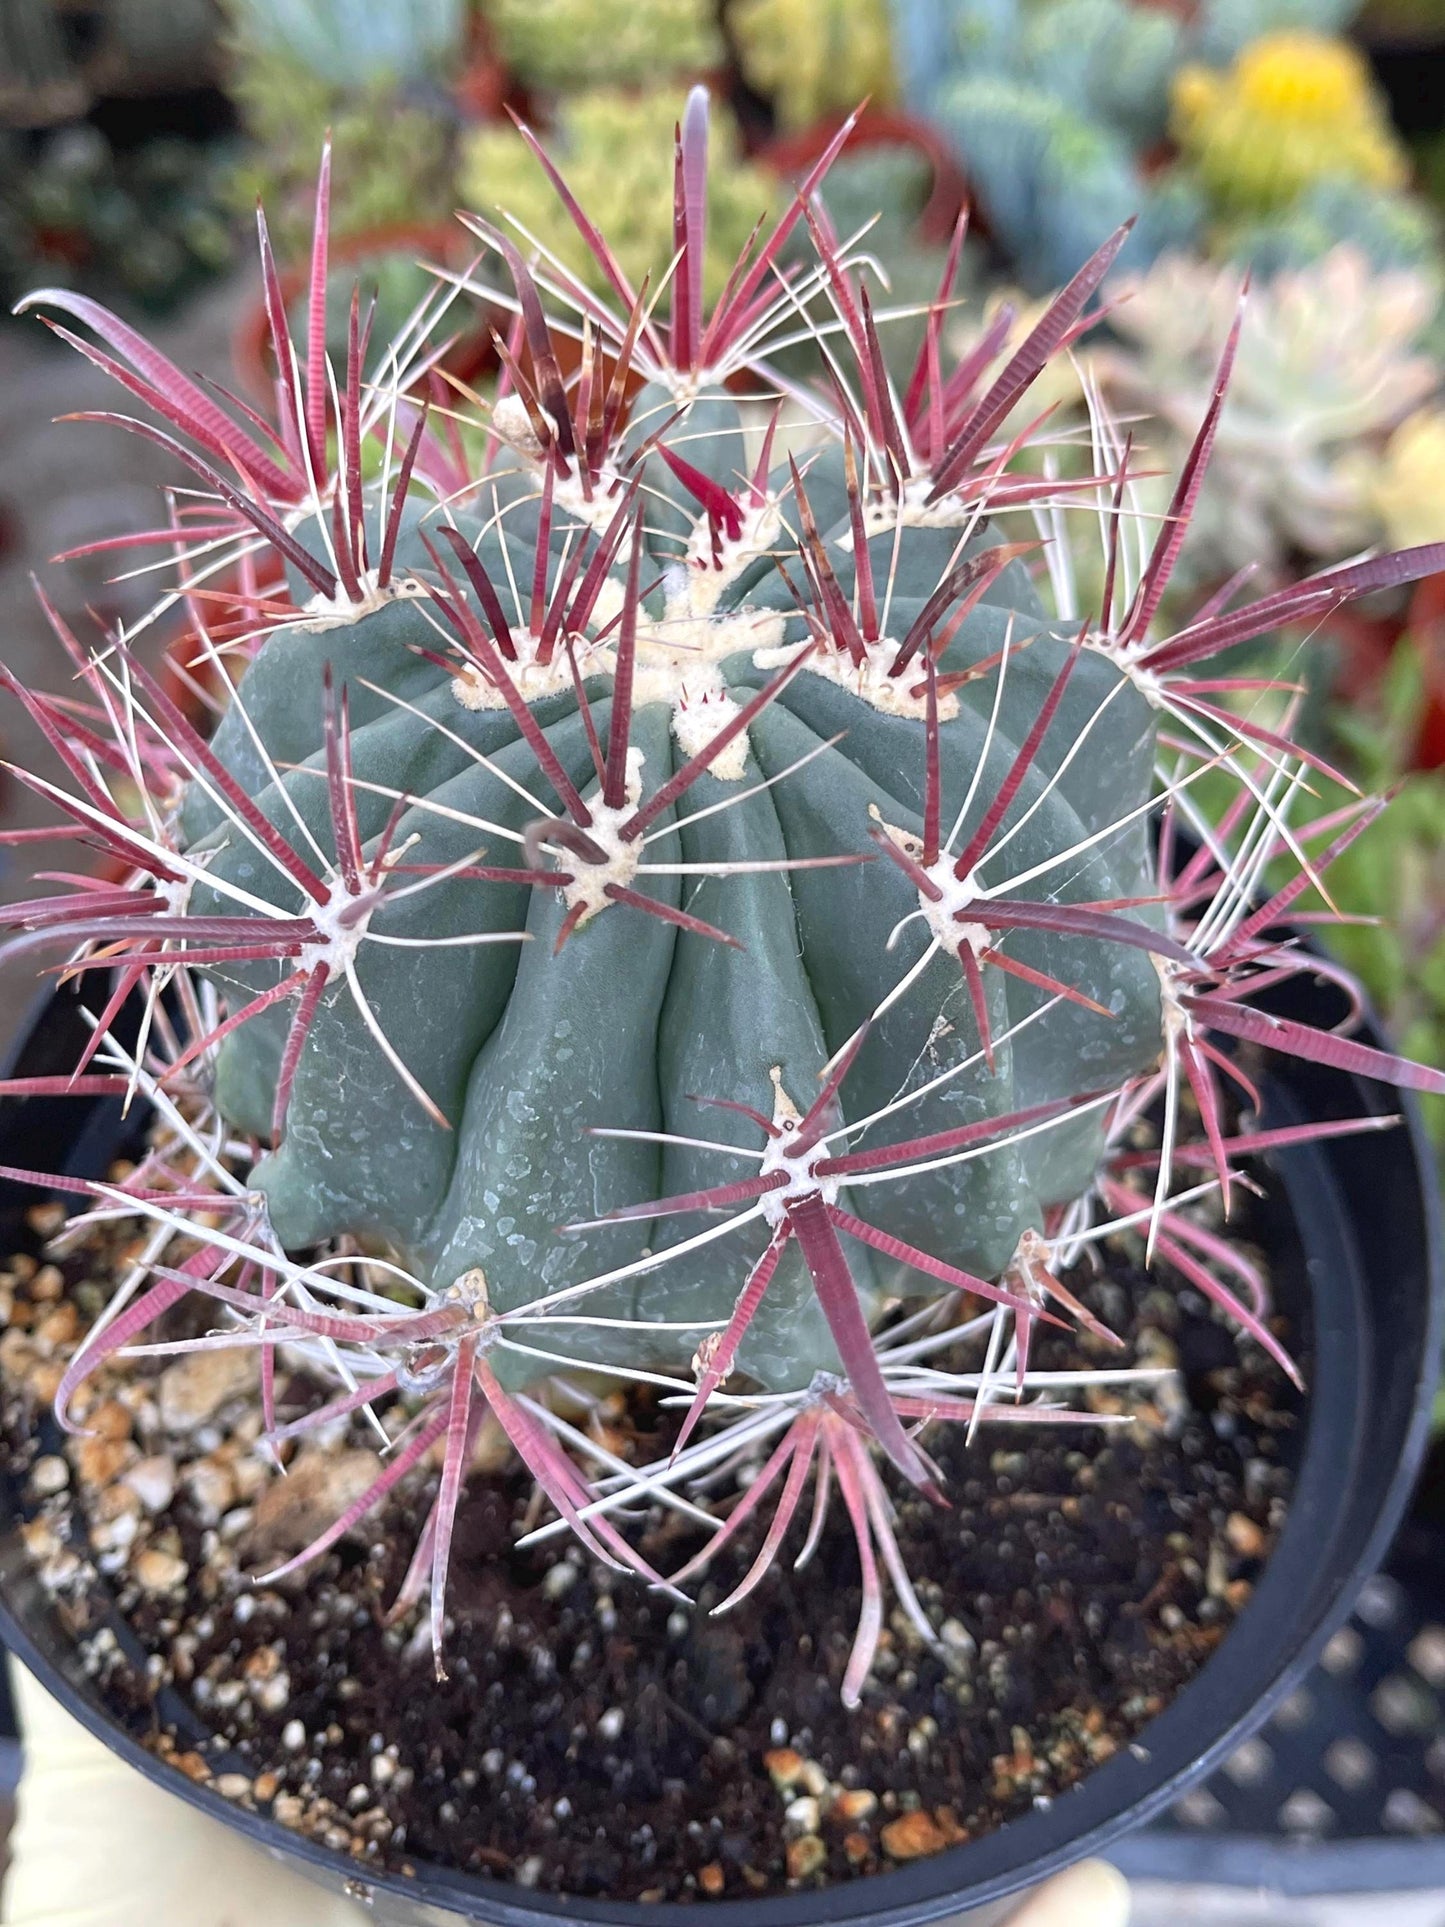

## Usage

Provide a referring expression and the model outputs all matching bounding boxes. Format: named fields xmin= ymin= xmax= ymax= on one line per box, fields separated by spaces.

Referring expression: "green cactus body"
xmin=184 ymin=393 xmax=1161 ymax=1398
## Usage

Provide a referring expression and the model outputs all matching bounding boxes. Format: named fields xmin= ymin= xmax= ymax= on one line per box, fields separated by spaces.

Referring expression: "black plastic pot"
xmin=0 ymin=967 xmax=1438 ymax=1927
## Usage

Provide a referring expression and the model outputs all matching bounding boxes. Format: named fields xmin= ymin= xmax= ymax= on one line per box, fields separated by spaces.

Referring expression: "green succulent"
xmin=1 ymin=124 xmax=237 ymax=317
xmin=1305 ymin=651 xmax=1445 ymax=1151
xmin=224 ymin=0 xmax=465 ymax=255
xmin=227 ymin=58 xmax=455 ymax=253
xmin=731 ymin=0 xmax=897 ymax=131
xmin=481 ymin=0 xmax=723 ymax=90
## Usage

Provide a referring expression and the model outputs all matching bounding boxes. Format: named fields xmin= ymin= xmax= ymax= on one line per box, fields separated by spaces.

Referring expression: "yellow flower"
xmin=1373 ymin=410 xmax=1445 ymax=552
xmin=1171 ymin=32 xmax=1407 ymax=214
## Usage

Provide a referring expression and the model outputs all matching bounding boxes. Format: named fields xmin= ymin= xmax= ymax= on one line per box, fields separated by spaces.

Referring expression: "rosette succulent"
xmin=8 ymin=91 xmax=1445 ymax=1707
xmin=1095 ymin=244 xmax=1440 ymax=582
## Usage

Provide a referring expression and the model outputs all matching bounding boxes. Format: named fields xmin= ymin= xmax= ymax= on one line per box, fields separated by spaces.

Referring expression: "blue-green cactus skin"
xmin=183 ymin=387 xmax=1163 ymax=1396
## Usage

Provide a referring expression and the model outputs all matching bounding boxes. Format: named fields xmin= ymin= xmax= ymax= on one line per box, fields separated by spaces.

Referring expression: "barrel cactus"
xmin=8 ymin=91 xmax=1445 ymax=1707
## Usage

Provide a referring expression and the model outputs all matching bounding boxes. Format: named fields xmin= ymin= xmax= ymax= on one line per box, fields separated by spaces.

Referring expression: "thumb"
xmin=1001 ymin=1860 xmax=1131 ymax=1927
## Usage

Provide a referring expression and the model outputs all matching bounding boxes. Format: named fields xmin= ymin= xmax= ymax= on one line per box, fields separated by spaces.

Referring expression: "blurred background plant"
xmin=1316 ymin=653 xmax=1445 ymax=1156
xmin=224 ymin=0 xmax=468 ymax=253
xmin=0 ymin=0 xmax=237 ymax=314
xmin=460 ymin=87 xmax=776 ymax=299
xmin=1094 ymin=245 xmax=1441 ymax=584
xmin=1170 ymin=30 xmax=1406 ymax=216
xmin=478 ymin=0 xmax=722 ymax=93
xmin=1360 ymin=0 xmax=1445 ymax=31
xmin=1232 ymin=636 xmax=1445 ymax=1151
xmin=885 ymin=0 xmax=1436 ymax=289
xmin=730 ymin=0 xmax=897 ymax=130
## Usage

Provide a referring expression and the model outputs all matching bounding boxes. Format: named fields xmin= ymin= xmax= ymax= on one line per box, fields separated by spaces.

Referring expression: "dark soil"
xmin=0 ymin=1180 xmax=1300 ymax=1903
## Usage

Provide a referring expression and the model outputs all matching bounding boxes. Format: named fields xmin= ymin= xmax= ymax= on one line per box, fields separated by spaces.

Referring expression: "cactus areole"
xmin=8 ymin=91 xmax=1445 ymax=1717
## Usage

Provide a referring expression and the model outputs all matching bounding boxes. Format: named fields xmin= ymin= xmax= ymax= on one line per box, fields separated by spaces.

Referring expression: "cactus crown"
xmin=9 ymin=90 xmax=1445 ymax=1708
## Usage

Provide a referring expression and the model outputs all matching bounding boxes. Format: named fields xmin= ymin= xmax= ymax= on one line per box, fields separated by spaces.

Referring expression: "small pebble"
xmin=281 ymin=1719 xmax=306 ymax=1752
xmin=764 ymin=1747 xmax=805 ymax=1790
xmin=1225 ymin=1511 xmax=1265 ymax=1558
xmin=699 ymin=1863 xmax=725 ymax=1896
xmin=835 ymin=1788 xmax=878 ymax=1821
xmin=28 ymin=1456 xmax=69 ymax=1498
xmin=784 ymin=1796 xmax=820 ymax=1833
xmin=941 ymin=1618 xmax=977 ymax=1658
xmin=75 ymin=1437 xmax=131 ymax=1488
xmin=87 ymin=1400 xmax=133 ymax=1442
xmin=215 ymin=1774 xmax=252 ymax=1801
xmin=881 ymin=1810 xmax=948 ymax=1861
xmin=243 ymin=1647 xmax=282 ymax=1684
xmin=123 ymin=1456 xmax=177 ymax=1515
xmin=158 ymin=1349 xmax=256 ymax=1432
xmin=133 ymin=1548 xmax=187 ymax=1594
xmin=785 ymin=1835 xmax=827 ymax=1880
xmin=91 ymin=1511 xmax=138 ymax=1555
xmin=219 ymin=1507 xmax=253 ymax=1543
xmin=248 ymin=1450 xmax=378 ymax=1560
xmin=184 ymin=1460 xmax=236 ymax=1523
xmin=32 ymin=1264 xmax=64 ymax=1299
xmin=254 ymin=1672 xmax=291 ymax=1715
xmin=540 ymin=1560 xmax=578 ymax=1600
xmin=597 ymin=1707 xmax=625 ymax=1742
xmin=25 ymin=1360 xmax=65 ymax=1406
xmin=26 ymin=1203 xmax=67 ymax=1239
xmin=33 ymin=1304 xmax=78 ymax=1349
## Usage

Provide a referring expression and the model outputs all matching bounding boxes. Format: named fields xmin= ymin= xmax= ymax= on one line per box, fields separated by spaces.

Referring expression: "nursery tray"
xmin=1117 ymin=1435 xmax=1445 ymax=1895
